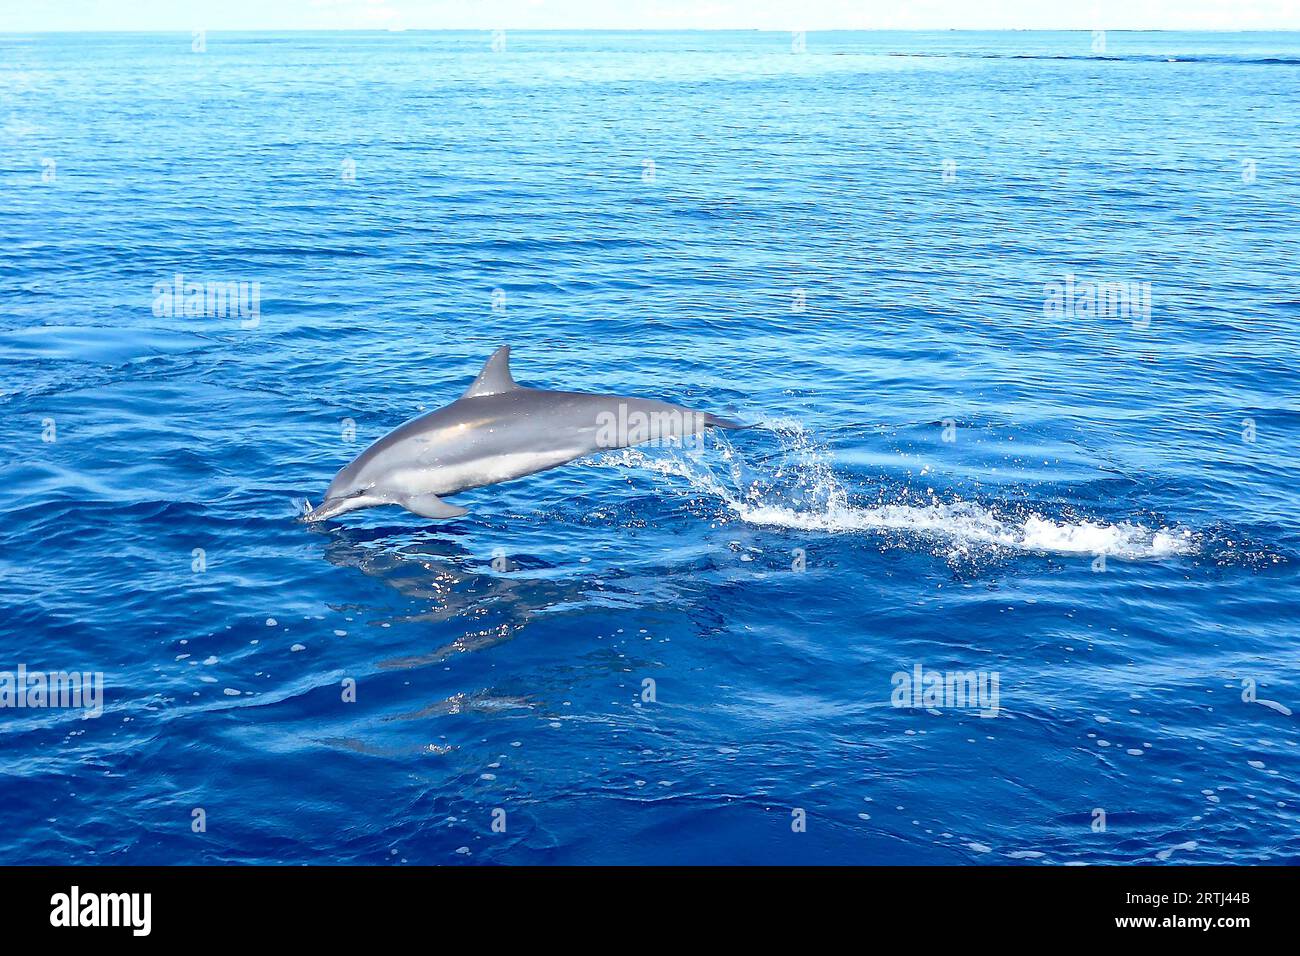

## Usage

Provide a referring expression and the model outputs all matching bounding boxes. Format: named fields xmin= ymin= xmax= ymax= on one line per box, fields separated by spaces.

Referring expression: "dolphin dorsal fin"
xmin=461 ymin=345 xmax=518 ymax=399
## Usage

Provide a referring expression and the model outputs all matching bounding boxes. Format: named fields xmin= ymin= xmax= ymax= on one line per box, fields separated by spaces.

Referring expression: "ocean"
xmin=1 ymin=29 xmax=1297 ymax=864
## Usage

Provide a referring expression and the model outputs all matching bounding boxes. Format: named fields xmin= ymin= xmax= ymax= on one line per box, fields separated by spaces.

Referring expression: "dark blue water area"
xmin=1 ymin=30 xmax=1298 ymax=864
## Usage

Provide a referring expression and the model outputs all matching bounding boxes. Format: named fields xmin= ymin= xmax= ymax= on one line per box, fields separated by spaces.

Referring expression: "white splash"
xmin=737 ymin=499 xmax=1195 ymax=560
xmin=1155 ymin=840 xmax=1197 ymax=861
xmin=596 ymin=420 xmax=1197 ymax=563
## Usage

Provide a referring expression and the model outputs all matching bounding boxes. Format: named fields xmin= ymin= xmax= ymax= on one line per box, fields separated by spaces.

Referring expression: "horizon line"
xmin=5 ymin=27 xmax=1300 ymax=35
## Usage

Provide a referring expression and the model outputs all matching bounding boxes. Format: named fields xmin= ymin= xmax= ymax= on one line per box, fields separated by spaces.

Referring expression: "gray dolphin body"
xmin=304 ymin=346 xmax=747 ymax=522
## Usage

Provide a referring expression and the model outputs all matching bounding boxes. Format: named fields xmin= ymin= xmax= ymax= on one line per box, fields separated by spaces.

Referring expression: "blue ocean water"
xmin=2 ymin=29 xmax=1298 ymax=865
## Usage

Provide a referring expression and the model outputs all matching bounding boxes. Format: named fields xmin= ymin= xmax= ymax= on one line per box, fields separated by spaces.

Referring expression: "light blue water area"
xmin=2 ymin=30 xmax=1298 ymax=864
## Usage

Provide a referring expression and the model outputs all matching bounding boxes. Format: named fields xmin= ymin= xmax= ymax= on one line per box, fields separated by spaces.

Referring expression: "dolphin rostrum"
xmin=303 ymin=346 xmax=748 ymax=522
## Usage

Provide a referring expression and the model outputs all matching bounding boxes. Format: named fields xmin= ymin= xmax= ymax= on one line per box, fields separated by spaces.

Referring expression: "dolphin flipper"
xmin=400 ymin=493 xmax=469 ymax=521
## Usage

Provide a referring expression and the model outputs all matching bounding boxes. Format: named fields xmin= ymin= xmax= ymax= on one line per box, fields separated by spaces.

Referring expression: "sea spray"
xmin=593 ymin=420 xmax=1198 ymax=563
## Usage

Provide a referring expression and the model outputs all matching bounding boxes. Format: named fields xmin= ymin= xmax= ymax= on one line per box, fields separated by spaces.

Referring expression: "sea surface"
xmin=2 ymin=30 xmax=1298 ymax=864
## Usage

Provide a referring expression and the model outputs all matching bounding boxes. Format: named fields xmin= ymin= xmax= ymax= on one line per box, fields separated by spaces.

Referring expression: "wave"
xmin=596 ymin=421 xmax=1197 ymax=563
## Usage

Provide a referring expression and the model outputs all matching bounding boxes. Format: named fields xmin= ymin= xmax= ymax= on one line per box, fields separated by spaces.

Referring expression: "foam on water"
xmin=599 ymin=421 xmax=1197 ymax=562
xmin=735 ymin=499 xmax=1195 ymax=560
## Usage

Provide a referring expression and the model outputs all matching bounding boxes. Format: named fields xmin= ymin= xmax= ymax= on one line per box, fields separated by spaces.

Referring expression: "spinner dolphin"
xmin=304 ymin=346 xmax=748 ymax=522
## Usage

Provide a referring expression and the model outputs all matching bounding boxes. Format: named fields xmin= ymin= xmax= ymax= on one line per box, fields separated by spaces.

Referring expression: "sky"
xmin=2 ymin=0 xmax=1298 ymax=32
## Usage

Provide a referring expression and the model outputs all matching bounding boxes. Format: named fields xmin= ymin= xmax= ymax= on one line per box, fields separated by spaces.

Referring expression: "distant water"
xmin=2 ymin=30 xmax=1298 ymax=865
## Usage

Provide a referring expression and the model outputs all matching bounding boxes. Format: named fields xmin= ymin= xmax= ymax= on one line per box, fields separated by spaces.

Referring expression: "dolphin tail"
xmin=703 ymin=413 xmax=753 ymax=430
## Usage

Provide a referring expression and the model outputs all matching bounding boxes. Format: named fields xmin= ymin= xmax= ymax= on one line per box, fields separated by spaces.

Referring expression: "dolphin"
xmin=303 ymin=346 xmax=748 ymax=522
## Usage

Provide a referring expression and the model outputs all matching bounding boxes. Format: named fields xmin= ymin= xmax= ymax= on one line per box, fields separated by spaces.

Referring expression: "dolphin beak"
xmin=303 ymin=495 xmax=360 ymax=522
